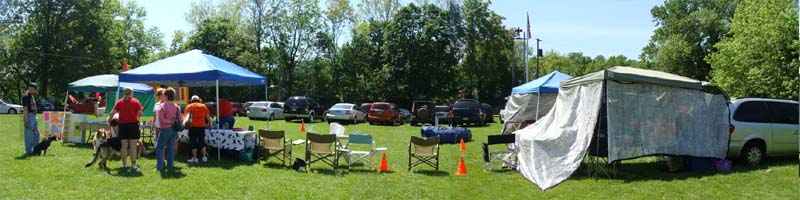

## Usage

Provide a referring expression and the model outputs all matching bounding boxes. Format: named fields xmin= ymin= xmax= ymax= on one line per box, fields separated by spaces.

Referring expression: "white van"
xmin=728 ymin=98 xmax=799 ymax=165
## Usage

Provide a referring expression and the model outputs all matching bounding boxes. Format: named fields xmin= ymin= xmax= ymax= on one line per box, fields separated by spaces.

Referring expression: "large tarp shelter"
xmin=514 ymin=66 xmax=729 ymax=190
xmin=502 ymin=71 xmax=572 ymax=134
xmin=119 ymin=49 xmax=268 ymax=161
xmin=66 ymin=74 xmax=155 ymax=116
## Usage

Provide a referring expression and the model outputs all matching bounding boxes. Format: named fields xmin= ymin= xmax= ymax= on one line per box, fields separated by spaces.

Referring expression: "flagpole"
xmin=525 ymin=12 xmax=530 ymax=82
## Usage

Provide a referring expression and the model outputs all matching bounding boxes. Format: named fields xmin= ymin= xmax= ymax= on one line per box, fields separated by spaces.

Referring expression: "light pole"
xmin=536 ymin=38 xmax=542 ymax=79
xmin=513 ymin=28 xmax=523 ymax=86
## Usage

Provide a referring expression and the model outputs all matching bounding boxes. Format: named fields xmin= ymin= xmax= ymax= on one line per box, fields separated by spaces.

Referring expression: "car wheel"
xmin=308 ymin=114 xmax=315 ymax=123
xmin=411 ymin=120 xmax=417 ymax=126
xmin=270 ymin=114 xmax=275 ymax=121
xmin=8 ymin=108 xmax=16 ymax=114
xmin=740 ymin=141 xmax=765 ymax=166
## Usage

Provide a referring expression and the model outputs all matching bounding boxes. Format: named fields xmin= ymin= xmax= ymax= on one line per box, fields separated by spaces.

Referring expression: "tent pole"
xmin=535 ymin=92 xmax=540 ymax=120
xmin=265 ymin=85 xmax=269 ymax=130
xmin=216 ymin=80 xmax=220 ymax=161
xmin=60 ymin=91 xmax=69 ymax=143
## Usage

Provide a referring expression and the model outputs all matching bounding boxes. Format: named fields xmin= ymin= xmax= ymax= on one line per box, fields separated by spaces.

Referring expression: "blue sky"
xmin=138 ymin=0 xmax=661 ymax=59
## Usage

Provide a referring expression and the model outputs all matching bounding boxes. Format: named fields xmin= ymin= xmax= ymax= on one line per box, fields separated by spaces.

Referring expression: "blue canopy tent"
xmin=501 ymin=71 xmax=572 ymax=134
xmin=119 ymin=49 xmax=268 ymax=161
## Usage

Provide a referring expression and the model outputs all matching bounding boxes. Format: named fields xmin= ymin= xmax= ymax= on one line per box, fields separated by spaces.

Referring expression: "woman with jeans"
xmin=185 ymin=95 xmax=212 ymax=163
xmin=155 ymin=88 xmax=181 ymax=172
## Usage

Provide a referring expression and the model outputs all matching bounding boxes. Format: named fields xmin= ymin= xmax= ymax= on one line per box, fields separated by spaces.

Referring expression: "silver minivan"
xmin=728 ymin=98 xmax=799 ymax=165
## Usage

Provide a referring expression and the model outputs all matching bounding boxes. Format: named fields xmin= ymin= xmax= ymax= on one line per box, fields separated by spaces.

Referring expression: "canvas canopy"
xmin=65 ymin=74 xmax=155 ymax=116
xmin=501 ymin=71 xmax=571 ymax=134
xmin=119 ymin=49 xmax=267 ymax=87
xmin=515 ymin=66 xmax=729 ymax=190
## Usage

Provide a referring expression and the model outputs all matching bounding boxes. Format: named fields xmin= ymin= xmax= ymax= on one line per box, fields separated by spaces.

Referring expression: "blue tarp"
xmin=511 ymin=71 xmax=572 ymax=94
xmin=119 ymin=49 xmax=267 ymax=87
xmin=68 ymin=74 xmax=153 ymax=93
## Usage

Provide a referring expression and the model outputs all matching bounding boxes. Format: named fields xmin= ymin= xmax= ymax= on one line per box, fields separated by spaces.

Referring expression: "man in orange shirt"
xmin=184 ymin=95 xmax=212 ymax=163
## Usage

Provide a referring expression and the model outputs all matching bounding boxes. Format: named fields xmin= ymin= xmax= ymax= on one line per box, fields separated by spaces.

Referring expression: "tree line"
xmin=0 ymin=0 xmax=797 ymax=111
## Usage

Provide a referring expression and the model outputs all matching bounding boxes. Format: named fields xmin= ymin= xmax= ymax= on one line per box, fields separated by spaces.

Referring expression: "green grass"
xmin=0 ymin=114 xmax=798 ymax=199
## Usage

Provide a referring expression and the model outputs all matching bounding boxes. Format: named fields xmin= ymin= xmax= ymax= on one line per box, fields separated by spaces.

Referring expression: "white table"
xmin=178 ymin=129 xmax=256 ymax=161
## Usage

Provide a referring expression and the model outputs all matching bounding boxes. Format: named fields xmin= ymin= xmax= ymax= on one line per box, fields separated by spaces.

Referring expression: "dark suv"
xmin=410 ymin=100 xmax=436 ymax=126
xmin=449 ymin=99 xmax=485 ymax=127
xmin=283 ymin=96 xmax=323 ymax=123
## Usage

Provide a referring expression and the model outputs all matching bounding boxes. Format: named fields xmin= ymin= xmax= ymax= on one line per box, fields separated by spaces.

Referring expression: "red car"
xmin=367 ymin=102 xmax=404 ymax=125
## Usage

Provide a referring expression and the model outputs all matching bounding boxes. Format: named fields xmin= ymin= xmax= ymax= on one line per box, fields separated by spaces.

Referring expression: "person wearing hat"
xmin=22 ymin=83 xmax=39 ymax=155
xmin=108 ymin=87 xmax=144 ymax=172
xmin=184 ymin=95 xmax=212 ymax=163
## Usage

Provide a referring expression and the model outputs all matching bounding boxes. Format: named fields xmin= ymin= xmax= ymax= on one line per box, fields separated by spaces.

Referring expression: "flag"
xmin=527 ymin=12 xmax=532 ymax=39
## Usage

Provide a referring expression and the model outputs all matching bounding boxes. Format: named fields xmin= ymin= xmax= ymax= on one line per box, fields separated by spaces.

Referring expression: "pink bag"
xmin=714 ymin=159 xmax=732 ymax=172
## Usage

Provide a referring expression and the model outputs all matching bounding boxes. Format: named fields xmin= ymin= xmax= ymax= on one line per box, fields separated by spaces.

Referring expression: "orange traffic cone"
xmin=459 ymin=138 xmax=466 ymax=152
xmin=300 ymin=119 xmax=306 ymax=132
xmin=379 ymin=153 xmax=389 ymax=172
xmin=456 ymin=156 xmax=468 ymax=175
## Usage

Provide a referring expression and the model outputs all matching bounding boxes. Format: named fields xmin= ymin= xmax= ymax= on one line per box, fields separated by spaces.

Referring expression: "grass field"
xmin=0 ymin=114 xmax=798 ymax=199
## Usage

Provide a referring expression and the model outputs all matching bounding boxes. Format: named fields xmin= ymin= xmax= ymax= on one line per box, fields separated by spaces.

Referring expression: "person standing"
xmin=22 ymin=83 xmax=38 ymax=155
xmin=151 ymin=88 xmax=165 ymax=167
xmin=108 ymin=88 xmax=143 ymax=171
xmin=218 ymin=98 xmax=234 ymax=129
xmin=185 ymin=95 xmax=212 ymax=163
xmin=155 ymin=88 xmax=181 ymax=172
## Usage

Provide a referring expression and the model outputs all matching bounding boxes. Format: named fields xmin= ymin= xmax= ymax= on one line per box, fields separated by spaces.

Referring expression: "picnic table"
xmin=178 ymin=129 xmax=256 ymax=160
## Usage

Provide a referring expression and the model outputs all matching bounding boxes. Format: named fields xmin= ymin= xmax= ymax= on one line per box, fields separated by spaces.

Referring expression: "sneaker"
xmin=131 ymin=165 xmax=140 ymax=172
xmin=121 ymin=165 xmax=128 ymax=171
xmin=201 ymin=156 xmax=208 ymax=162
xmin=188 ymin=158 xmax=198 ymax=163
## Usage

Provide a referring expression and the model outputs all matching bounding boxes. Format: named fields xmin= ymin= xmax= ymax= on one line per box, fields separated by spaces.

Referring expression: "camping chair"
xmin=258 ymin=129 xmax=291 ymax=166
xmin=482 ymin=134 xmax=517 ymax=171
xmin=338 ymin=134 xmax=388 ymax=170
xmin=140 ymin=120 xmax=155 ymax=149
xmin=408 ymin=136 xmax=440 ymax=172
xmin=329 ymin=123 xmax=346 ymax=137
xmin=305 ymin=132 xmax=338 ymax=171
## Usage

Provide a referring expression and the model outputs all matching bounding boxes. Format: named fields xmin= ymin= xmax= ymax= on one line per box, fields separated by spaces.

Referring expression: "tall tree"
xmin=707 ymin=0 xmax=799 ymax=99
xmin=461 ymin=0 xmax=513 ymax=106
xmin=264 ymin=0 xmax=323 ymax=99
xmin=358 ymin=0 xmax=400 ymax=22
xmin=640 ymin=0 xmax=736 ymax=80
xmin=325 ymin=0 xmax=354 ymax=100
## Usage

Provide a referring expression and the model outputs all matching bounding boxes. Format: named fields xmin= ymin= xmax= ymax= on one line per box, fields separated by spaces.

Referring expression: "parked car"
xmin=325 ymin=103 xmax=367 ymax=124
xmin=68 ymin=97 xmax=103 ymax=114
xmin=360 ymin=103 xmax=373 ymax=118
xmin=232 ymin=102 xmax=245 ymax=116
xmin=481 ymin=103 xmax=494 ymax=123
xmin=727 ymin=98 xmax=799 ymax=166
xmin=283 ymin=96 xmax=323 ymax=122
xmin=435 ymin=106 xmax=451 ymax=124
xmin=248 ymin=101 xmax=284 ymax=120
xmin=410 ymin=100 xmax=436 ymax=126
xmin=367 ymin=102 xmax=404 ymax=125
xmin=449 ymin=99 xmax=485 ymax=127
xmin=0 ymin=99 xmax=22 ymax=114
xmin=244 ymin=101 xmax=256 ymax=115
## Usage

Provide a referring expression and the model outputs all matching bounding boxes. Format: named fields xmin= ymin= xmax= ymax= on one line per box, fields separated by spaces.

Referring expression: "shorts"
xmin=189 ymin=127 xmax=206 ymax=149
xmin=118 ymin=123 xmax=140 ymax=140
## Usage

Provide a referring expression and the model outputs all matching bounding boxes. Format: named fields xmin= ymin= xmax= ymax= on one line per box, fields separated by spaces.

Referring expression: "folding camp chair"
xmin=482 ymin=134 xmax=517 ymax=171
xmin=330 ymin=122 xmax=346 ymax=137
xmin=305 ymin=132 xmax=338 ymax=171
xmin=258 ymin=129 xmax=291 ymax=166
xmin=408 ymin=136 xmax=440 ymax=172
xmin=338 ymin=134 xmax=387 ymax=170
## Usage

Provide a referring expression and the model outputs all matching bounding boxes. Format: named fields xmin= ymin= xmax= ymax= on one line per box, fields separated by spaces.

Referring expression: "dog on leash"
xmin=92 ymin=128 xmax=110 ymax=152
xmin=32 ymin=135 xmax=58 ymax=156
xmin=85 ymin=129 xmax=145 ymax=169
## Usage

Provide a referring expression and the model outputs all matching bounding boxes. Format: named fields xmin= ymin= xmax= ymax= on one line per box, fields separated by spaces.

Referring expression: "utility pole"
xmin=513 ymin=28 xmax=523 ymax=86
xmin=535 ymin=38 xmax=542 ymax=79
xmin=524 ymin=34 xmax=529 ymax=82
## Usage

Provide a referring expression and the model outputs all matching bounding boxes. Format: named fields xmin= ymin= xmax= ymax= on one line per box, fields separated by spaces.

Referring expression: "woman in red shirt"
xmin=108 ymin=88 xmax=143 ymax=172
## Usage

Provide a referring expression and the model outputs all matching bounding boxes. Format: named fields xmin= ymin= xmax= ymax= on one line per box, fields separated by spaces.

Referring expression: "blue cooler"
xmin=420 ymin=126 xmax=472 ymax=144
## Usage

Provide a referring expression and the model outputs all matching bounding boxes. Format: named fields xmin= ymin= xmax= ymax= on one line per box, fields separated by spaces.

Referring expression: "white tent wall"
xmin=501 ymin=93 xmax=558 ymax=135
xmin=606 ymin=81 xmax=730 ymax=162
xmin=515 ymin=82 xmax=603 ymax=190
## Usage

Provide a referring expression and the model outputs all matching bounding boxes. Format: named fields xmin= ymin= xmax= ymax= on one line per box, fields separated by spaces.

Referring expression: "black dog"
xmin=32 ymin=135 xmax=58 ymax=156
xmin=292 ymin=158 xmax=306 ymax=172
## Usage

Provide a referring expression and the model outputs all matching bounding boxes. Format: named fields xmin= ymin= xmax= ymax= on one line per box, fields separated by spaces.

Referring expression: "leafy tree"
xmin=461 ymin=0 xmax=514 ymax=106
xmin=640 ymin=0 xmax=736 ymax=80
xmin=358 ymin=0 xmax=400 ymax=22
xmin=708 ymin=0 xmax=799 ymax=99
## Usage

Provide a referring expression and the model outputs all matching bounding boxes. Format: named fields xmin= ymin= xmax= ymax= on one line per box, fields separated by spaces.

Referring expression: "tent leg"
xmin=535 ymin=93 xmax=540 ymax=120
xmin=60 ymin=91 xmax=69 ymax=143
xmin=216 ymin=80 xmax=220 ymax=161
xmin=265 ymin=85 xmax=269 ymax=130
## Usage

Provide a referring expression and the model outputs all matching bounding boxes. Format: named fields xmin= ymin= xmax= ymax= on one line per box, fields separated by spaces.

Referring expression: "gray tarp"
xmin=501 ymin=93 xmax=557 ymax=135
xmin=515 ymin=66 xmax=730 ymax=190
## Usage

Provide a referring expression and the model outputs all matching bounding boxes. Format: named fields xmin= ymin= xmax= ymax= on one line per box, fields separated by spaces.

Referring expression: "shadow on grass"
xmin=14 ymin=154 xmax=30 ymax=160
xmin=261 ymin=162 xmax=290 ymax=169
xmin=572 ymin=158 xmax=799 ymax=183
xmin=411 ymin=170 xmax=449 ymax=176
xmin=159 ymin=167 xmax=187 ymax=179
xmin=112 ymin=168 xmax=144 ymax=178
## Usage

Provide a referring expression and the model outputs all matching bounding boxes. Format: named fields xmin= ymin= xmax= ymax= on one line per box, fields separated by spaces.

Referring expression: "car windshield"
xmin=372 ymin=104 xmax=389 ymax=109
xmin=454 ymin=101 xmax=478 ymax=109
xmin=286 ymin=98 xmax=306 ymax=106
xmin=360 ymin=105 xmax=371 ymax=111
xmin=332 ymin=104 xmax=352 ymax=109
